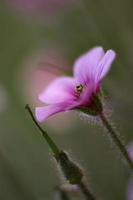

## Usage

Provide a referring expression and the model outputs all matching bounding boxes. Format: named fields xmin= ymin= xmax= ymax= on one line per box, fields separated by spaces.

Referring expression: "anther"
xmin=75 ymin=84 xmax=83 ymax=93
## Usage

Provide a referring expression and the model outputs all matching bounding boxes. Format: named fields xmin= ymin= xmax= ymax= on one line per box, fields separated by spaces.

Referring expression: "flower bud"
xmin=56 ymin=151 xmax=83 ymax=185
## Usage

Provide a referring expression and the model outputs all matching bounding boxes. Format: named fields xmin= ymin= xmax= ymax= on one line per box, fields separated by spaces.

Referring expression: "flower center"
xmin=75 ymin=84 xmax=84 ymax=94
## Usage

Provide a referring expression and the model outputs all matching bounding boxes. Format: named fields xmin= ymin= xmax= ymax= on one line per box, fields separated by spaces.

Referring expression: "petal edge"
xmin=95 ymin=49 xmax=116 ymax=82
xmin=39 ymin=77 xmax=76 ymax=104
xmin=73 ymin=47 xmax=105 ymax=84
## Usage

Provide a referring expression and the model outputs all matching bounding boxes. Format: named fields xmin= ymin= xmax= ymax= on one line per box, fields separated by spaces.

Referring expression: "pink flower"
xmin=35 ymin=47 xmax=116 ymax=122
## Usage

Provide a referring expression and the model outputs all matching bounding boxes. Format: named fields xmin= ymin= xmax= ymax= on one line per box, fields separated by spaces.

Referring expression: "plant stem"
xmin=79 ymin=182 xmax=96 ymax=200
xmin=99 ymin=112 xmax=133 ymax=169
xmin=25 ymin=104 xmax=60 ymax=157
xmin=54 ymin=186 xmax=71 ymax=200
xmin=26 ymin=105 xmax=97 ymax=200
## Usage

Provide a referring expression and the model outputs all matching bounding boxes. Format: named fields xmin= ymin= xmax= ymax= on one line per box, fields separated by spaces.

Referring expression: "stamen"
xmin=75 ymin=84 xmax=84 ymax=93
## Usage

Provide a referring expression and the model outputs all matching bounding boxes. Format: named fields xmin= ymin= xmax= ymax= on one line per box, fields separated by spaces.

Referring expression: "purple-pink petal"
xmin=35 ymin=46 xmax=116 ymax=122
xmin=35 ymin=101 xmax=78 ymax=122
xmin=35 ymin=105 xmax=64 ymax=122
xmin=95 ymin=49 xmax=116 ymax=83
xmin=79 ymin=84 xmax=95 ymax=106
xmin=39 ymin=77 xmax=76 ymax=104
xmin=73 ymin=47 xmax=104 ymax=84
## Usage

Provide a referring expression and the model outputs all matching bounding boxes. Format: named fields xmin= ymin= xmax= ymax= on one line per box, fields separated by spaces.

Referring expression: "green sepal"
xmin=78 ymin=93 xmax=103 ymax=116
xmin=78 ymin=107 xmax=98 ymax=116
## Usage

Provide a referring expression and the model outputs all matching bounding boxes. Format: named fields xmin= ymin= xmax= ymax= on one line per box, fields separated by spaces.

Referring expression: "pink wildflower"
xmin=35 ymin=47 xmax=116 ymax=122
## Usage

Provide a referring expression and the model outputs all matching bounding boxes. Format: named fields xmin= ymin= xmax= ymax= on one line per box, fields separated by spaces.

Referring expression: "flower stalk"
xmin=99 ymin=112 xmax=133 ymax=169
xmin=25 ymin=104 xmax=60 ymax=158
xmin=26 ymin=104 xmax=96 ymax=200
xmin=81 ymin=94 xmax=133 ymax=169
xmin=79 ymin=182 xmax=96 ymax=200
xmin=54 ymin=186 xmax=71 ymax=200
xmin=88 ymin=94 xmax=133 ymax=170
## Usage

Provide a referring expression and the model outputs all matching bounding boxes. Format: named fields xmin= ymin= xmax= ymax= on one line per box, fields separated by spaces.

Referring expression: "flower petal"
xmin=79 ymin=84 xmax=94 ymax=106
xmin=39 ymin=77 xmax=76 ymax=104
xmin=35 ymin=101 xmax=77 ymax=122
xmin=94 ymin=49 xmax=116 ymax=83
xmin=73 ymin=47 xmax=104 ymax=84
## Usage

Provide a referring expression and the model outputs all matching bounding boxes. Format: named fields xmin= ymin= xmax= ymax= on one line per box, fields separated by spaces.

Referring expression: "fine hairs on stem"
xmin=54 ymin=186 xmax=71 ymax=200
xmin=25 ymin=104 xmax=97 ymax=200
xmin=99 ymin=112 xmax=133 ymax=169
xmin=91 ymin=94 xmax=133 ymax=170
xmin=79 ymin=182 xmax=96 ymax=200
xmin=25 ymin=104 xmax=60 ymax=157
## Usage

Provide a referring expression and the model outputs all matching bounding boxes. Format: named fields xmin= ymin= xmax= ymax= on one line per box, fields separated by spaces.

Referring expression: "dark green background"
xmin=0 ymin=0 xmax=133 ymax=199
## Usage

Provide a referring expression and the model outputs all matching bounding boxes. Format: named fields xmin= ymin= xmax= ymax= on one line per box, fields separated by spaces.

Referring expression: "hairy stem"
xmin=99 ymin=112 xmax=133 ymax=169
xmin=26 ymin=105 xmax=97 ymax=200
xmin=54 ymin=186 xmax=71 ymax=200
xmin=25 ymin=104 xmax=60 ymax=157
xmin=79 ymin=182 xmax=96 ymax=200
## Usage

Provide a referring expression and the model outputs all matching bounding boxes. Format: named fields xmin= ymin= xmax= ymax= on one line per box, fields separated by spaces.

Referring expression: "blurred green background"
xmin=0 ymin=0 xmax=133 ymax=199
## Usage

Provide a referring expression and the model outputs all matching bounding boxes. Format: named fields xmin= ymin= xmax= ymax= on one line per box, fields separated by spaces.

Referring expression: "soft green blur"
xmin=0 ymin=0 xmax=133 ymax=199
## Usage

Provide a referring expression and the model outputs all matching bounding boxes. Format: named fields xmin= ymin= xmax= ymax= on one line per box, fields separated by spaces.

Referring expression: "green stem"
xmin=26 ymin=105 xmax=97 ymax=200
xmin=25 ymin=104 xmax=60 ymax=157
xmin=79 ymin=182 xmax=96 ymax=200
xmin=99 ymin=112 xmax=133 ymax=169
xmin=54 ymin=186 xmax=71 ymax=200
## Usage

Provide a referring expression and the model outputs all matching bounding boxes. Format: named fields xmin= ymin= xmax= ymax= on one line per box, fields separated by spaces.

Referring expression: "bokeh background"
xmin=0 ymin=0 xmax=133 ymax=199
